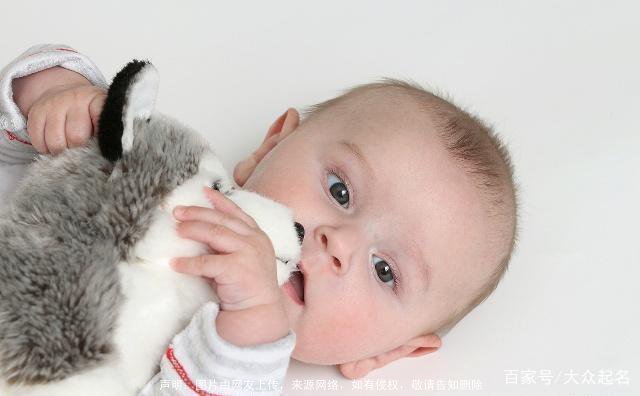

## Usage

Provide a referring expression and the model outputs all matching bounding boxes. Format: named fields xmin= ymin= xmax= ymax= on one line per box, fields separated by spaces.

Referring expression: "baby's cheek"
xmin=301 ymin=300 xmax=383 ymax=363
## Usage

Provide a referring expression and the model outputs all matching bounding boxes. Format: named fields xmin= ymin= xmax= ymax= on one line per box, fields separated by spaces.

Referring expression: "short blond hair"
xmin=301 ymin=78 xmax=520 ymax=338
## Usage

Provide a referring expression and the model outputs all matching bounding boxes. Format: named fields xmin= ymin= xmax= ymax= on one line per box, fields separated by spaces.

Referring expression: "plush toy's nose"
xmin=294 ymin=222 xmax=304 ymax=245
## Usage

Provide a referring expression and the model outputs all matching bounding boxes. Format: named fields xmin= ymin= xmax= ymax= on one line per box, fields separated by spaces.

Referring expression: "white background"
xmin=1 ymin=1 xmax=638 ymax=395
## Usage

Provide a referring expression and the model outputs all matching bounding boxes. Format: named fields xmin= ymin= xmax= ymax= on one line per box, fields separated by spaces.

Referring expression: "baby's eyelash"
xmin=326 ymin=165 xmax=402 ymax=295
xmin=391 ymin=261 xmax=402 ymax=293
xmin=327 ymin=165 xmax=355 ymax=209
xmin=376 ymin=254 xmax=402 ymax=294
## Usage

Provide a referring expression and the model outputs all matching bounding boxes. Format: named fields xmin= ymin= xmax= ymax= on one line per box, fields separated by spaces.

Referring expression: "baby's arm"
xmin=2 ymin=45 xmax=296 ymax=395
xmin=139 ymin=302 xmax=295 ymax=396
xmin=140 ymin=189 xmax=298 ymax=395
xmin=0 ymin=44 xmax=107 ymax=163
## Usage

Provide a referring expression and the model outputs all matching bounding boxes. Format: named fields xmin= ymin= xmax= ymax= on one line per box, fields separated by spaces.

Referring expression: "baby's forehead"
xmin=338 ymin=87 xmax=426 ymax=117
xmin=313 ymin=89 xmax=434 ymax=139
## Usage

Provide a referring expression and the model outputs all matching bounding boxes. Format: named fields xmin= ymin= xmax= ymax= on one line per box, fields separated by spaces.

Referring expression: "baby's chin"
xmin=289 ymin=330 xmax=364 ymax=366
xmin=290 ymin=345 xmax=341 ymax=365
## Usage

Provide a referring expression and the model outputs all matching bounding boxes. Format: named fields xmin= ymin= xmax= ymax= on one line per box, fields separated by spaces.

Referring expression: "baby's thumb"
xmin=88 ymin=93 xmax=107 ymax=136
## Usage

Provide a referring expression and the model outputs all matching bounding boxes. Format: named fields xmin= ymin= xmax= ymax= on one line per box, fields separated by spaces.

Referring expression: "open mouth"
xmin=291 ymin=271 xmax=305 ymax=302
xmin=287 ymin=270 xmax=305 ymax=305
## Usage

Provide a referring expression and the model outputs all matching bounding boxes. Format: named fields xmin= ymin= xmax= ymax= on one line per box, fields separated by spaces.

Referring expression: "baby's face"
xmin=239 ymin=94 xmax=495 ymax=365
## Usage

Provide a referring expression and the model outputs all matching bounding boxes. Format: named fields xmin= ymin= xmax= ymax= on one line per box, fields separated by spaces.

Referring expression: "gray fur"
xmin=0 ymin=115 xmax=207 ymax=384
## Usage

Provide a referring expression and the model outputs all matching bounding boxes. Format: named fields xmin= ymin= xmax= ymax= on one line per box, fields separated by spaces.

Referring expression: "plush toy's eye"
xmin=294 ymin=222 xmax=305 ymax=244
xmin=210 ymin=180 xmax=222 ymax=191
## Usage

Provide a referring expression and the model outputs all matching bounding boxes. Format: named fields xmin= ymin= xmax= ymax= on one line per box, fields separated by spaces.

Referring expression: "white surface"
xmin=1 ymin=1 xmax=638 ymax=395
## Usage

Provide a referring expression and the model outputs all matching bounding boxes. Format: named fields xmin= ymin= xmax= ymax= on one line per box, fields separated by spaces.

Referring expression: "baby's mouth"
xmin=289 ymin=270 xmax=305 ymax=303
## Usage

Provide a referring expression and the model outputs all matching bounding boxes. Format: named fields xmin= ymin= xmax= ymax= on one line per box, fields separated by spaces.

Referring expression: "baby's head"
xmin=233 ymin=80 xmax=518 ymax=379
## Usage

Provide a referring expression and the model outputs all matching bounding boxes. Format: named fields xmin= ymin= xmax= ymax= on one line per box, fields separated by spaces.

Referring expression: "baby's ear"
xmin=98 ymin=59 xmax=159 ymax=161
xmin=266 ymin=108 xmax=299 ymax=140
xmin=233 ymin=108 xmax=300 ymax=187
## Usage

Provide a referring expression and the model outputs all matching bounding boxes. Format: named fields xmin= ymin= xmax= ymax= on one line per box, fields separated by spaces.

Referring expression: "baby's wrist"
xmin=215 ymin=301 xmax=289 ymax=347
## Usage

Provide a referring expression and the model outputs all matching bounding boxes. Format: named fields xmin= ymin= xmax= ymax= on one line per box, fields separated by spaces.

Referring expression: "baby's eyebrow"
xmin=338 ymin=140 xmax=376 ymax=183
xmin=406 ymin=238 xmax=431 ymax=293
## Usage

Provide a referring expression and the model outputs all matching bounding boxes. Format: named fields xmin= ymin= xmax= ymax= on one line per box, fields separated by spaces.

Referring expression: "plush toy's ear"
xmin=98 ymin=59 xmax=159 ymax=161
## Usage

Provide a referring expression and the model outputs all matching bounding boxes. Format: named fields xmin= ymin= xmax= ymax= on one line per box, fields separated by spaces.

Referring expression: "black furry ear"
xmin=98 ymin=59 xmax=159 ymax=161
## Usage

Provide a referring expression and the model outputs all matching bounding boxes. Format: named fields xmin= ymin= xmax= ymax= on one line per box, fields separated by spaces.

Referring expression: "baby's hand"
xmin=170 ymin=187 xmax=290 ymax=346
xmin=26 ymin=83 xmax=106 ymax=155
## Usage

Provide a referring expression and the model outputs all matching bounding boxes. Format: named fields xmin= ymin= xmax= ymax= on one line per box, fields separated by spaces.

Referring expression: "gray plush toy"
xmin=0 ymin=60 xmax=303 ymax=396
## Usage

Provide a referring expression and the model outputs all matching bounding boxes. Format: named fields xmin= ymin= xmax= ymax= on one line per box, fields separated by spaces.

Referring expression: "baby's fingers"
xmin=65 ymin=106 xmax=93 ymax=147
xmin=174 ymin=205 xmax=252 ymax=236
xmin=170 ymin=254 xmax=228 ymax=279
xmin=26 ymin=107 xmax=47 ymax=154
xmin=204 ymin=188 xmax=259 ymax=229
xmin=175 ymin=220 xmax=246 ymax=253
xmin=44 ymin=110 xmax=67 ymax=155
xmin=88 ymin=93 xmax=106 ymax=135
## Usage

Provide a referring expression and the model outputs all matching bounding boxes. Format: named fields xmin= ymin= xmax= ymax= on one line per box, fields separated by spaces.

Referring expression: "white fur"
xmin=5 ymin=151 xmax=301 ymax=396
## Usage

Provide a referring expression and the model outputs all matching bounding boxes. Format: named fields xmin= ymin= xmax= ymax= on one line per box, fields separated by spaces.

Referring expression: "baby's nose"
xmin=294 ymin=222 xmax=305 ymax=245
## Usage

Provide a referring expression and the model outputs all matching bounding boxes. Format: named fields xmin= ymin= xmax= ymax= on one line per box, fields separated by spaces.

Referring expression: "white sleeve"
xmin=138 ymin=302 xmax=296 ymax=396
xmin=0 ymin=44 xmax=108 ymax=165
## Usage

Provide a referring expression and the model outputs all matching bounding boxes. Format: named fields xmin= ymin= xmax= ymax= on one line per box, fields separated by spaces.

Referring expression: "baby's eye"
xmin=373 ymin=256 xmax=396 ymax=287
xmin=327 ymin=171 xmax=350 ymax=208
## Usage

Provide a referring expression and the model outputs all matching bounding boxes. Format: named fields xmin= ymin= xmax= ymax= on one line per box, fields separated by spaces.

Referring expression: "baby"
xmin=1 ymin=45 xmax=518 ymax=392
